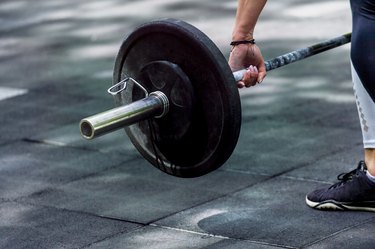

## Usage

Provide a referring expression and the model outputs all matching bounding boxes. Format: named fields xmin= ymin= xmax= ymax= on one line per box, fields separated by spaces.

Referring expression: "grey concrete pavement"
xmin=1 ymin=0 xmax=375 ymax=248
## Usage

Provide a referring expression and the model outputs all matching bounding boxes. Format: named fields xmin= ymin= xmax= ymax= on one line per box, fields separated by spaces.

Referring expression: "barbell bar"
xmin=80 ymin=19 xmax=351 ymax=178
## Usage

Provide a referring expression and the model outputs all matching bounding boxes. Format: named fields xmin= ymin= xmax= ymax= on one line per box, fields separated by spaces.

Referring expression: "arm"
xmin=232 ymin=0 xmax=266 ymax=41
xmin=229 ymin=0 xmax=267 ymax=88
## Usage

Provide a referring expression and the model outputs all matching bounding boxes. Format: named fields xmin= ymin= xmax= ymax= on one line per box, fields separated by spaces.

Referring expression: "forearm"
xmin=232 ymin=0 xmax=267 ymax=40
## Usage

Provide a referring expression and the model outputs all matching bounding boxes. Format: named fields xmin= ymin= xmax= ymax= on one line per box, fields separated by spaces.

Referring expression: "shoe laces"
xmin=329 ymin=161 xmax=367 ymax=189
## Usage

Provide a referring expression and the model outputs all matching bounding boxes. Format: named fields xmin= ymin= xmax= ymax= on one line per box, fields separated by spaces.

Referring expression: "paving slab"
xmin=284 ymin=145 xmax=366 ymax=184
xmin=21 ymin=160 xmax=268 ymax=224
xmin=222 ymin=122 xmax=362 ymax=177
xmin=155 ymin=177 xmax=375 ymax=248
xmin=0 ymin=141 xmax=133 ymax=199
xmin=304 ymin=218 xmax=375 ymax=249
xmin=0 ymin=201 xmax=140 ymax=249
xmin=0 ymin=90 xmax=86 ymax=142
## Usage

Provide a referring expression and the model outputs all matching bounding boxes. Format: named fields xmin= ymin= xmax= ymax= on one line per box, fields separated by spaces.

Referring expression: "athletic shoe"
xmin=306 ymin=161 xmax=375 ymax=212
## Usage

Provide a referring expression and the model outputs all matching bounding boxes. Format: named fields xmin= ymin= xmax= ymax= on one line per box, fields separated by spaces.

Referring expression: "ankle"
xmin=365 ymin=159 xmax=375 ymax=175
xmin=365 ymin=149 xmax=375 ymax=175
xmin=367 ymin=165 xmax=375 ymax=176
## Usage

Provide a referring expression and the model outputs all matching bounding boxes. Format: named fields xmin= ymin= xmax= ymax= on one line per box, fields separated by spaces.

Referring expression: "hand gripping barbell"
xmin=79 ymin=19 xmax=351 ymax=178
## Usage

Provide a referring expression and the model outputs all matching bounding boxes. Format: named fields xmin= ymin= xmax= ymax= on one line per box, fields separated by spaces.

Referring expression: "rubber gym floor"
xmin=1 ymin=0 xmax=374 ymax=248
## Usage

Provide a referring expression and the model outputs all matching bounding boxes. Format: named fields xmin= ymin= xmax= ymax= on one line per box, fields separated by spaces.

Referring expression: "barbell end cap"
xmin=150 ymin=91 xmax=170 ymax=118
xmin=80 ymin=119 xmax=95 ymax=140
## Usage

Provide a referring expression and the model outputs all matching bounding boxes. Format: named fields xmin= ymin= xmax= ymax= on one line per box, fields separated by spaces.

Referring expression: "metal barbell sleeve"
xmin=80 ymin=91 xmax=168 ymax=140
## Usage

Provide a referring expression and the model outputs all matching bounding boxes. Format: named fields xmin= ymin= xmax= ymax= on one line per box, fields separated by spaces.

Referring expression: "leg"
xmin=350 ymin=0 xmax=375 ymax=102
xmin=304 ymin=68 xmax=375 ymax=211
xmin=351 ymin=0 xmax=375 ymax=182
xmin=352 ymin=63 xmax=375 ymax=176
xmin=305 ymin=0 xmax=375 ymax=212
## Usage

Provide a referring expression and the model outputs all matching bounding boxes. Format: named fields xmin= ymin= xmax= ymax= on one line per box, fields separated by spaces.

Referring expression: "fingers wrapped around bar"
xmin=228 ymin=43 xmax=266 ymax=88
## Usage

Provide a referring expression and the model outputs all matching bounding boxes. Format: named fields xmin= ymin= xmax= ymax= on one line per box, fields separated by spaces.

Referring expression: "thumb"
xmin=257 ymin=71 xmax=266 ymax=83
xmin=257 ymin=64 xmax=267 ymax=83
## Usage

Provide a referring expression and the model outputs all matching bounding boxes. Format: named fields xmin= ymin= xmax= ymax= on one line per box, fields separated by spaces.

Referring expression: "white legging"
xmin=352 ymin=62 xmax=375 ymax=148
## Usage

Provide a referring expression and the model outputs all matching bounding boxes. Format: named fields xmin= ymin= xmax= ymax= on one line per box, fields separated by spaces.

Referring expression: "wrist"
xmin=232 ymin=34 xmax=254 ymax=41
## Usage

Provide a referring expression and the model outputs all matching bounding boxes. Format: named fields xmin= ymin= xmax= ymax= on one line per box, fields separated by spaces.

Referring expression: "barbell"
xmin=79 ymin=18 xmax=351 ymax=178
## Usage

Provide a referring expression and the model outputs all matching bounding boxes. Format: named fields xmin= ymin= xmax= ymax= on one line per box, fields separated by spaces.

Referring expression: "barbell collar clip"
xmin=107 ymin=77 xmax=149 ymax=97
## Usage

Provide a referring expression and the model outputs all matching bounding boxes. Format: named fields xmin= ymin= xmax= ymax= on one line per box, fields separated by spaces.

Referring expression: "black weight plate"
xmin=113 ymin=19 xmax=241 ymax=178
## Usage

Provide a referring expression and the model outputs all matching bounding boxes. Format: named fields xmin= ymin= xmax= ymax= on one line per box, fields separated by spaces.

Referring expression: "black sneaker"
xmin=306 ymin=161 xmax=375 ymax=212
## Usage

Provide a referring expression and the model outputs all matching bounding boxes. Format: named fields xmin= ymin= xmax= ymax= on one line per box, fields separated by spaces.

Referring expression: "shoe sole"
xmin=305 ymin=196 xmax=375 ymax=212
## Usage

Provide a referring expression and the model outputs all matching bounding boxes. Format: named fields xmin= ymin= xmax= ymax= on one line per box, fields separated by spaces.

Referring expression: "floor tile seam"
xmin=222 ymin=169 xmax=335 ymax=185
xmin=21 ymin=138 xmax=139 ymax=172
xmin=148 ymin=223 xmax=297 ymax=249
xmin=11 ymin=197 xmax=147 ymax=226
xmin=147 ymin=175 xmax=276 ymax=225
xmin=25 ymin=137 xmax=142 ymax=161
xmin=0 ymin=154 xmax=139 ymax=201
xmin=214 ymin=145 xmax=356 ymax=197
xmin=24 ymin=137 xmax=141 ymax=160
xmin=264 ymin=143 xmax=363 ymax=182
xmin=274 ymin=142 xmax=366 ymax=185
xmin=145 ymin=160 xmax=333 ymax=225
xmin=12 ymin=136 xmax=355 ymax=228
xmin=78 ymin=226 xmax=146 ymax=249
xmin=21 ymin=137 xmax=110 ymax=154
xmin=219 ymin=168 xmax=273 ymax=177
xmin=278 ymin=175 xmax=333 ymax=185
xmin=300 ymin=216 xmax=375 ymax=248
xmin=52 ymin=155 xmax=141 ymax=185
xmin=4 ymin=156 xmax=141 ymax=202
